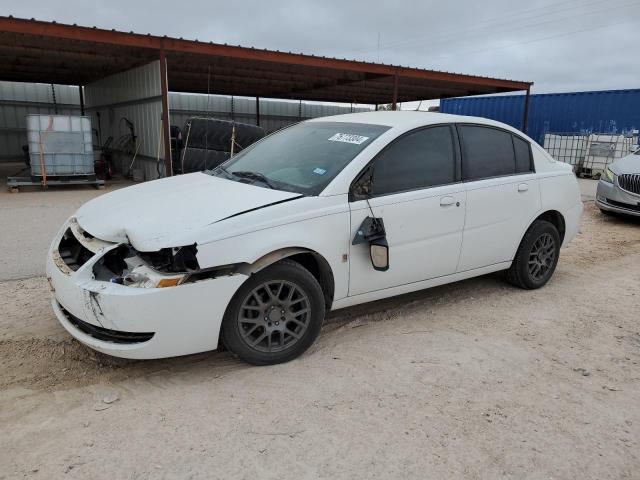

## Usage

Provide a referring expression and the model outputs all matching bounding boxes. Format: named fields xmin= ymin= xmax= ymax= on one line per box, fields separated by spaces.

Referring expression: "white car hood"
xmin=75 ymin=173 xmax=302 ymax=251
xmin=610 ymin=152 xmax=640 ymax=174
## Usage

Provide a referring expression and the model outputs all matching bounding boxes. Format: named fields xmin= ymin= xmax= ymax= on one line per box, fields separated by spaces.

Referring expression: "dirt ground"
xmin=1 ymin=189 xmax=639 ymax=479
xmin=0 ymin=167 xmax=128 ymax=281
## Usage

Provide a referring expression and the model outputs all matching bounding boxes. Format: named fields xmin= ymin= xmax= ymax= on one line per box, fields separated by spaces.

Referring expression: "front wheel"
xmin=506 ymin=220 xmax=560 ymax=289
xmin=221 ymin=259 xmax=325 ymax=365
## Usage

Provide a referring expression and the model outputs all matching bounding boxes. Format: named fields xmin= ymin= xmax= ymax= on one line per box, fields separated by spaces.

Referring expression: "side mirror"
xmin=369 ymin=237 xmax=389 ymax=271
xmin=353 ymin=216 xmax=390 ymax=272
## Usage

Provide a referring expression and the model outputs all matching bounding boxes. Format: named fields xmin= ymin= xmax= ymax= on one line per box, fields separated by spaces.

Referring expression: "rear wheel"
xmin=221 ymin=259 xmax=325 ymax=365
xmin=506 ymin=220 xmax=560 ymax=289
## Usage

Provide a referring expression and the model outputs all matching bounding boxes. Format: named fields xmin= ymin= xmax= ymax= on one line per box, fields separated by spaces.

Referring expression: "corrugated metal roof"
xmin=0 ymin=16 xmax=532 ymax=105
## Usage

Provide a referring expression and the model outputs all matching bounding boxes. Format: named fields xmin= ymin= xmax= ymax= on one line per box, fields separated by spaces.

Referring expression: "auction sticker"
xmin=328 ymin=133 xmax=370 ymax=145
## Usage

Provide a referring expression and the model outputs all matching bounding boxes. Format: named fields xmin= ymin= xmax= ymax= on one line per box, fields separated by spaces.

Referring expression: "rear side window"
xmin=372 ymin=126 xmax=455 ymax=196
xmin=459 ymin=125 xmax=535 ymax=179
xmin=460 ymin=125 xmax=515 ymax=180
xmin=513 ymin=135 xmax=533 ymax=173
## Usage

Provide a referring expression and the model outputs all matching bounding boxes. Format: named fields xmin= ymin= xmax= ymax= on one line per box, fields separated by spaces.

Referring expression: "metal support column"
xmin=78 ymin=85 xmax=85 ymax=116
xmin=256 ymin=96 xmax=260 ymax=126
xmin=392 ymin=75 xmax=398 ymax=111
xmin=159 ymin=48 xmax=172 ymax=177
xmin=50 ymin=84 xmax=58 ymax=114
xmin=522 ymin=87 xmax=531 ymax=134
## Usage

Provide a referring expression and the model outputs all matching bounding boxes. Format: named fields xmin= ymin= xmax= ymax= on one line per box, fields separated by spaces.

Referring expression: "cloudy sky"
xmin=3 ymin=0 xmax=639 ymax=100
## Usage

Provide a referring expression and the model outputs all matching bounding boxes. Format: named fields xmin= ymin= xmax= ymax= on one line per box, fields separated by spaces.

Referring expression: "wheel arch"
xmin=509 ymin=209 xmax=567 ymax=263
xmin=533 ymin=210 xmax=566 ymax=243
xmin=241 ymin=247 xmax=335 ymax=310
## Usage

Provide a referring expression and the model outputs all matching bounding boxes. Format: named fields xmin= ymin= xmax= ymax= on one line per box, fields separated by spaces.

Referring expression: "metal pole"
xmin=50 ymin=84 xmax=58 ymax=114
xmin=230 ymin=125 xmax=236 ymax=158
xmin=391 ymin=75 xmax=398 ymax=111
xmin=256 ymin=96 xmax=260 ymax=126
xmin=159 ymin=48 xmax=172 ymax=177
xmin=78 ymin=85 xmax=85 ymax=116
xmin=522 ymin=86 xmax=531 ymax=134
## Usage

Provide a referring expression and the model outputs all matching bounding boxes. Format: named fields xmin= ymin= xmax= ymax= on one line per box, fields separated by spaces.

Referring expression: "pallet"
xmin=7 ymin=175 xmax=105 ymax=192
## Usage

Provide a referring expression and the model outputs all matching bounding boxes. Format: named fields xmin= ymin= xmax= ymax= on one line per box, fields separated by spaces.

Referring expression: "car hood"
xmin=75 ymin=173 xmax=302 ymax=251
xmin=610 ymin=153 xmax=640 ymax=174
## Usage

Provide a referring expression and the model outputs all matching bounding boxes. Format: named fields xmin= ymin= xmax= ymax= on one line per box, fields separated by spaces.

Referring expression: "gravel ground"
xmin=1 ymin=181 xmax=639 ymax=479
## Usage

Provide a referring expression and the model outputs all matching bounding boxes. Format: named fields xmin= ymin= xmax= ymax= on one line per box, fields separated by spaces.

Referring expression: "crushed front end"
xmin=46 ymin=218 xmax=247 ymax=359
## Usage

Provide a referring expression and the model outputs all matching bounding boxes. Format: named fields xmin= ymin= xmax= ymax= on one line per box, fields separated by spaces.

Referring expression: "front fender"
xmin=195 ymin=209 xmax=351 ymax=302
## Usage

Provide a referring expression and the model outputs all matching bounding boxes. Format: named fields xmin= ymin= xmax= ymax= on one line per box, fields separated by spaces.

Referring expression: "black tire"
xmin=221 ymin=259 xmax=325 ymax=365
xmin=506 ymin=220 xmax=560 ymax=290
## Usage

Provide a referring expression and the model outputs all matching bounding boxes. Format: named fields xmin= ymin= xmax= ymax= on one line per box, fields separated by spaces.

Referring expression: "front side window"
xmin=370 ymin=126 xmax=456 ymax=197
xmin=211 ymin=121 xmax=390 ymax=195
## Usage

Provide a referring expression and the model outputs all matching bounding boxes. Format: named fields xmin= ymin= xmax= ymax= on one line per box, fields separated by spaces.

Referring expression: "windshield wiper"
xmin=209 ymin=164 xmax=233 ymax=178
xmin=231 ymin=171 xmax=276 ymax=189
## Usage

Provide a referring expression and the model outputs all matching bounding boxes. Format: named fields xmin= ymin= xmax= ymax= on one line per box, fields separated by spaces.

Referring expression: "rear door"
xmin=348 ymin=125 xmax=466 ymax=296
xmin=456 ymin=125 xmax=541 ymax=272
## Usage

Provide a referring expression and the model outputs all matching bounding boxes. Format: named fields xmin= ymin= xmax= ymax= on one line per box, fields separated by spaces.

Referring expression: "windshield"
xmin=209 ymin=121 xmax=390 ymax=195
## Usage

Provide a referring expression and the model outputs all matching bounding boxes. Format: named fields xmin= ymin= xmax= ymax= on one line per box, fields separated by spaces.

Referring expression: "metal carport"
xmin=0 ymin=16 xmax=533 ymax=177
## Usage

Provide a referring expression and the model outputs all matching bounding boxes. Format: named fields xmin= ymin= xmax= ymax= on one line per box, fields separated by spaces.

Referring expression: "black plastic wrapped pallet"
xmin=184 ymin=117 xmax=265 ymax=152
xmin=181 ymin=148 xmax=231 ymax=173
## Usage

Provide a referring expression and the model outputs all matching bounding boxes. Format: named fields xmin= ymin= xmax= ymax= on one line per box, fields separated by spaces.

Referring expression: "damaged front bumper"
xmin=46 ymin=219 xmax=247 ymax=359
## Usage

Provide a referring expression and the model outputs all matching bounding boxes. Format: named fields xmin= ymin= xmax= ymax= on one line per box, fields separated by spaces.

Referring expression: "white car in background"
xmin=47 ymin=112 xmax=583 ymax=365
xmin=596 ymin=149 xmax=640 ymax=216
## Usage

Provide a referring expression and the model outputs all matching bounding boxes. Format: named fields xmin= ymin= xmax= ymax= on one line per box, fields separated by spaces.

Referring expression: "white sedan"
xmin=47 ymin=112 xmax=583 ymax=365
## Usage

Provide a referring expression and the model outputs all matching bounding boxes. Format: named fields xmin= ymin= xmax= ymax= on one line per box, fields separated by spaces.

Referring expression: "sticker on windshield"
xmin=313 ymin=167 xmax=327 ymax=175
xmin=328 ymin=133 xmax=370 ymax=145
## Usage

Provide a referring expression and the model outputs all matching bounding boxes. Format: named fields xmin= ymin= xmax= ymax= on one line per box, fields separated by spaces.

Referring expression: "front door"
xmin=348 ymin=125 xmax=466 ymax=296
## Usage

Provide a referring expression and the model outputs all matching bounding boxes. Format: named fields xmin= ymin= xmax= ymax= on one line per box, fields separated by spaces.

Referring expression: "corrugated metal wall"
xmin=85 ymin=60 xmax=163 ymax=158
xmin=169 ymin=94 xmax=370 ymax=134
xmin=440 ymin=89 xmax=640 ymax=145
xmin=84 ymin=61 xmax=164 ymax=180
xmin=0 ymin=81 xmax=80 ymax=161
xmin=0 ymin=77 xmax=371 ymax=169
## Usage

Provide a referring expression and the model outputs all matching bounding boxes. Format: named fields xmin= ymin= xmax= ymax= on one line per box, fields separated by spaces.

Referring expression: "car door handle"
xmin=518 ymin=183 xmax=529 ymax=192
xmin=440 ymin=196 xmax=455 ymax=206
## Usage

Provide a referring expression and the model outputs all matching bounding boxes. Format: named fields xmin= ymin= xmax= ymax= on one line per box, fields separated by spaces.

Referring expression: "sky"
xmin=2 ymin=0 xmax=639 ymax=107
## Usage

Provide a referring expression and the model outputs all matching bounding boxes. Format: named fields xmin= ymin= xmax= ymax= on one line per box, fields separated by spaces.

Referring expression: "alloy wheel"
xmin=527 ymin=233 xmax=556 ymax=281
xmin=237 ymin=280 xmax=311 ymax=353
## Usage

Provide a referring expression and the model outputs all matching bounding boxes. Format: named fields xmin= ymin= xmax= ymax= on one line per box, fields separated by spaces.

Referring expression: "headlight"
xmin=122 ymin=266 xmax=186 ymax=289
xmin=602 ymin=166 xmax=615 ymax=183
xmin=94 ymin=245 xmax=190 ymax=288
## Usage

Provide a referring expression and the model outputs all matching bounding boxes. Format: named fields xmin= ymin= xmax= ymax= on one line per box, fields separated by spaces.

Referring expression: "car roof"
xmin=308 ymin=110 xmax=521 ymax=135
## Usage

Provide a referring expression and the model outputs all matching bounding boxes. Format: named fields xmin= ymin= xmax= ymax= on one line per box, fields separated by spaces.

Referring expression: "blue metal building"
xmin=440 ymin=89 xmax=640 ymax=145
